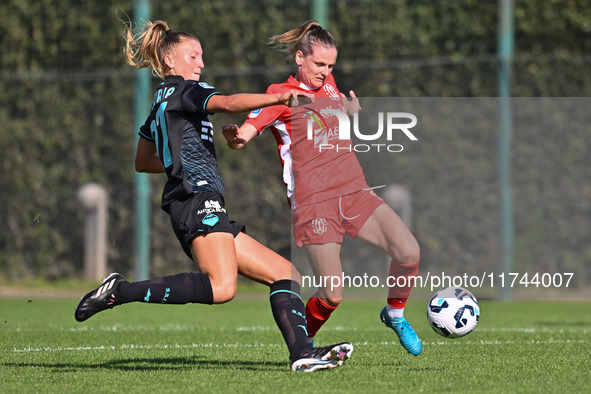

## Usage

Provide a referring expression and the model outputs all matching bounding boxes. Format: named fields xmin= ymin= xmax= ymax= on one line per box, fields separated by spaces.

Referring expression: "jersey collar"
xmin=288 ymin=74 xmax=321 ymax=91
xmin=165 ymin=75 xmax=185 ymax=82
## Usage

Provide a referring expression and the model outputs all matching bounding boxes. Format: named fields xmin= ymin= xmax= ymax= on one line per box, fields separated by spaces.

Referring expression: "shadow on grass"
xmin=3 ymin=355 xmax=287 ymax=372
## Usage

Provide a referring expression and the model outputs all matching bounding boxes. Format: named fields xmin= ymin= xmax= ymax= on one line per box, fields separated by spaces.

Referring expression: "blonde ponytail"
xmin=123 ymin=20 xmax=197 ymax=80
xmin=268 ymin=20 xmax=337 ymax=59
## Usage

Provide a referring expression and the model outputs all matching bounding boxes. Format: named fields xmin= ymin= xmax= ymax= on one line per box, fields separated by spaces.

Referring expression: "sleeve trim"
xmin=203 ymin=91 xmax=221 ymax=115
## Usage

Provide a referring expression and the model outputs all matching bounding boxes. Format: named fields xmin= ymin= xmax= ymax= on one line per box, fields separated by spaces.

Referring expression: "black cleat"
xmin=75 ymin=273 xmax=126 ymax=322
xmin=290 ymin=342 xmax=353 ymax=372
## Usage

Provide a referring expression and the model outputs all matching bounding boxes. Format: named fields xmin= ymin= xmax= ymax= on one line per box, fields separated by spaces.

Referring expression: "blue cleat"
xmin=380 ymin=307 xmax=422 ymax=356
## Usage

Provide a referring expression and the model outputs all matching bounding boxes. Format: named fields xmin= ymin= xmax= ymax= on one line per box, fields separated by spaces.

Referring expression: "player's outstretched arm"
xmin=206 ymin=89 xmax=310 ymax=114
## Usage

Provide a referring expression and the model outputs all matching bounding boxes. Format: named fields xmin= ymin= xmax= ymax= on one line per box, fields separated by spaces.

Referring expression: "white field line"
xmin=10 ymin=324 xmax=590 ymax=334
xmin=8 ymin=338 xmax=587 ymax=354
xmin=238 ymin=325 xmax=591 ymax=334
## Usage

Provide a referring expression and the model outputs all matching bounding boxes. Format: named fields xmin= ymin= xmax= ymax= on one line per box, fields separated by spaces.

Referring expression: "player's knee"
xmin=396 ymin=251 xmax=420 ymax=279
xmin=325 ymin=297 xmax=341 ymax=307
xmin=392 ymin=241 xmax=420 ymax=266
xmin=318 ymin=285 xmax=342 ymax=307
xmin=270 ymin=265 xmax=302 ymax=285
xmin=211 ymin=279 xmax=236 ymax=304
xmin=212 ymin=288 xmax=235 ymax=304
xmin=289 ymin=268 xmax=302 ymax=284
xmin=320 ymin=295 xmax=342 ymax=308
xmin=399 ymin=250 xmax=420 ymax=267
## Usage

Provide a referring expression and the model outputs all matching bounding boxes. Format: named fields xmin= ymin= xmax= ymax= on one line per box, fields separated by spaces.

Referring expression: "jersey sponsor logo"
xmin=248 ymin=108 xmax=262 ymax=118
xmin=202 ymin=213 xmax=219 ymax=227
xmin=311 ymin=217 xmax=328 ymax=235
xmin=205 ymin=200 xmax=221 ymax=210
xmin=196 ymin=200 xmax=227 ymax=215
xmin=198 ymin=82 xmax=215 ymax=89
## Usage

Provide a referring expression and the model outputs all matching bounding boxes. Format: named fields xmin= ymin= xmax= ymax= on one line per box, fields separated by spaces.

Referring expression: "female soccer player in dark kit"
xmin=223 ymin=21 xmax=422 ymax=356
xmin=74 ymin=20 xmax=352 ymax=372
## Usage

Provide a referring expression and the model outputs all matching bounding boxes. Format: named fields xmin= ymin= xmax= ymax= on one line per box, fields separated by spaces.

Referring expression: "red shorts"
xmin=292 ymin=189 xmax=385 ymax=247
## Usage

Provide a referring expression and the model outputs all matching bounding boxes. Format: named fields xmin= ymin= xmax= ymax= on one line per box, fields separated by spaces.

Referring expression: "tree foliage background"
xmin=1 ymin=0 xmax=589 ymax=294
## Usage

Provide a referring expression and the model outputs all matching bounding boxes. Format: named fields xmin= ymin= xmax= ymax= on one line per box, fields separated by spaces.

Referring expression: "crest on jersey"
xmin=323 ymin=84 xmax=341 ymax=99
xmin=198 ymin=82 xmax=215 ymax=89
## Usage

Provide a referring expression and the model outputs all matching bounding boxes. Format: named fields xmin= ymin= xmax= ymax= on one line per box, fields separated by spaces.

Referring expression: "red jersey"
xmin=245 ymin=74 xmax=368 ymax=209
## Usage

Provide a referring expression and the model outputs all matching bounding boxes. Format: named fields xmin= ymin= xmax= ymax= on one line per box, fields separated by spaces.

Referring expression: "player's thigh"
xmin=190 ymin=232 xmax=238 ymax=302
xmin=304 ymin=243 xmax=344 ymax=300
xmin=356 ymin=204 xmax=420 ymax=263
xmin=234 ymin=232 xmax=300 ymax=285
xmin=304 ymin=243 xmax=343 ymax=277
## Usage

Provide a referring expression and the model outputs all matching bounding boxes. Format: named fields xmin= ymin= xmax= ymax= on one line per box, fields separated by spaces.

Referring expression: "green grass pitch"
xmin=1 ymin=291 xmax=589 ymax=393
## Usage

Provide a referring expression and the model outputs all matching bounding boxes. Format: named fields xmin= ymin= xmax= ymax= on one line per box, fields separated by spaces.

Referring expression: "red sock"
xmin=305 ymin=294 xmax=338 ymax=338
xmin=387 ymin=297 xmax=408 ymax=309
xmin=387 ymin=257 xmax=420 ymax=302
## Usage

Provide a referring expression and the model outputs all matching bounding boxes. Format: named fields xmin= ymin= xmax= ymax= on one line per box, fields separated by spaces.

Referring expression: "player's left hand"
xmin=222 ymin=124 xmax=247 ymax=147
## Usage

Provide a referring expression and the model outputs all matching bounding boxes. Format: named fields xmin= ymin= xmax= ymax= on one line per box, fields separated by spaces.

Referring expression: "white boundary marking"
xmin=8 ymin=337 xmax=587 ymax=354
xmin=14 ymin=324 xmax=587 ymax=334
xmin=12 ymin=324 xmax=590 ymax=335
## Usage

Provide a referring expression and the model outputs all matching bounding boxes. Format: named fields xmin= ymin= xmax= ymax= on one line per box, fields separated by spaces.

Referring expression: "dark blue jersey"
xmin=139 ymin=75 xmax=224 ymax=207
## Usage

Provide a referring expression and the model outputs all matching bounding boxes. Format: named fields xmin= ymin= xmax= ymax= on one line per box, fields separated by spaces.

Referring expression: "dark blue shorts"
xmin=165 ymin=191 xmax=245 ymax=259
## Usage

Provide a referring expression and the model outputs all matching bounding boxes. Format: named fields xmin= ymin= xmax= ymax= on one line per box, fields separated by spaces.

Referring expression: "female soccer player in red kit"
xmin=223 ymin=21 xmax=422 ymax=356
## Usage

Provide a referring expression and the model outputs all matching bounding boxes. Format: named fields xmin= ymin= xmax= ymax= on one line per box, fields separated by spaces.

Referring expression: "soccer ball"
xmin=427 ymin=287 xmax=480 ymax=338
